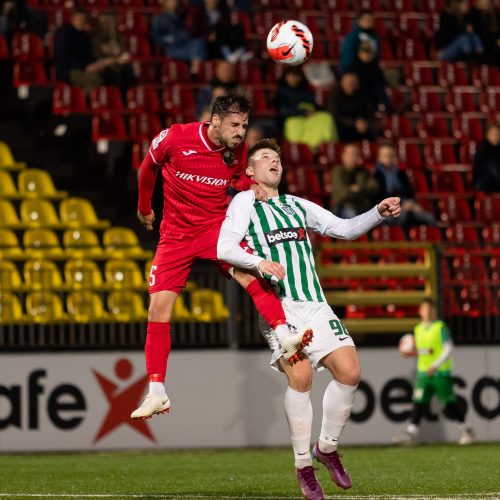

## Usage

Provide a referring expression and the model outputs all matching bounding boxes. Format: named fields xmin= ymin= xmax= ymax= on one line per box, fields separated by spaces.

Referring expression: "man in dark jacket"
xmin=473 ymin=123 xmax=500 ymax=192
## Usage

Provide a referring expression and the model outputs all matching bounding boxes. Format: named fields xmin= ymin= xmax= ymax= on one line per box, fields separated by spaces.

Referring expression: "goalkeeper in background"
xmin=393 ymin=299 xmax=474 ymax=446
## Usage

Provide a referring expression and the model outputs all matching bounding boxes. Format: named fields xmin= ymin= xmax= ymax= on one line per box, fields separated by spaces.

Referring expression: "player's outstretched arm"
xmin=377 ymin=197 xmax=401 ymax=218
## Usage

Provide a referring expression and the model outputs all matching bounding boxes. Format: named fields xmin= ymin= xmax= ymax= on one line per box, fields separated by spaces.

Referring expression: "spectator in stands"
xmin=345 ymin=41 xmax=391 ymax=114
xmin=375 ymin=144 xmax=435 ymax=231
xmin=189 ymin=0 xmax=250 ymax=62
xmin=196 ymin=60 xmax=236 ymax=116
xmin=330 ymin=143 xmax=380 ymax=218
xmin=152 ymin=0 xmax=206 ymax=75
xmin=54 ymin=8 xmax=126 ymax=94
xmin=245 ymin=124 xmax=264 ymax=149
xmin=339 ymin=10 xmax=380 ymax=74
xmin=473 ymin=122 xmax=500 ymax=193
xmin=0 ymin=0 xmax=46 ymax=41
xmin=276 ymin=66 xmax=337 ymax=150
xmin=329 ymin=72 xmax=377 ymax=143
xmin=468 ymin=0 xmax=500 ymax=66
xmin=436 ymin=0 xmax=484 ymax=63
xmin=91 ymin=14 xmax=137 ymax=95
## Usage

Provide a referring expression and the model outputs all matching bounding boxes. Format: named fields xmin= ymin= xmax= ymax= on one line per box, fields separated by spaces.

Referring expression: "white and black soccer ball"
xmin=398 ymin=333 xmax=416 ymax=356
xmin=266 ymin=20 xmax=314 ymax=66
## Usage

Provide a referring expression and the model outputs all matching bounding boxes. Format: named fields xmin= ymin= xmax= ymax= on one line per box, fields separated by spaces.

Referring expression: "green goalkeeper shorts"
xmin=412 ymin=372 xmax=457 ymax=405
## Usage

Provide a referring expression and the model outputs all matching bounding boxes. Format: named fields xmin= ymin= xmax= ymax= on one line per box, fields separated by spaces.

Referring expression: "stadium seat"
xmin=398 ymin=13 xmax=430 ymax=39
xmin=408 ymin=225 xmax=442 ymax=242
xmin=59 ymin=198 xmax=110 ymax=229
xmin=0 ymin=34 xmax=9 ymax=59
xmin=483 ymin=224 xmax=500 ymax=247
xmin=26 ymin=290 xmax=67 ymax=324
xmin=91 ymin=112 xmax=128 ymax=142
xmin=11 ymin=33 xmax=45 ymax=60
xmin=413 ymin=86 xmax=447 ymax=112
xmin=480 ymin=87 xmax=500 ymax=113
xmin=67 ymin=290 xmax=108 ymax=322
xmin=13 ymin=61 xmax=48 ymax=87
xmin=438 ymin=197 xmax=472 ymax=222
xmin=371 ymin=225 xmax=406 ymax=241
xmin=129 ymin=113 xmax=163 ymax=142
xmin=451 ymin=254 xmax=487 ymax=282
xmin=431 ymin=171 xmax=466 ymax=193
xmin=17 ymin=168 xmax=68 ymax=199
xmin=404 ymin=61 xmax=439 ymax=86
xmin=107 ymin=290 xmax=147 ymax=321
xmin=190 ymin=289 xmax=230 ymax=322
xmin=0 ymin=199 xmax=24 ymax=228
xmin=458 ymin=285 xmax=495 ymax=317
xmin=131 ymin=140 xmax=149 ymax=171
xmin=131 ymin=61 xmax=158 ymax=84
xmin=162 ymin=85 xmax=196 ymax=115
xmin=127 ymin=86 xmax=161 ymax=114
xmin=418 ymin=113 xmax=451 ymax=138
xmin=0 ymin=292 xmax=24 ymax=323
xmin=397 ymin=140 xmax=425 ymax=169
xmin=406 ymin=170 xmax=430 ymax=192
xmin=52 ymin=85 xmax=88 ymax=115
xmin=171 ymin=294 xmax=192 ymax=322
xmin=0 ymin=260 xmax=23 ymax=291
xmin=90 ymin=86 xmax=123 ymax=112
xmin=20 ymin=199 xmax=64 ymax=228
xmin=0 ymin=229 xmax=24 ymax=258
xmin=63 ymin=228 xmax=104 ymax=258
xmin=475 ymin=195 xmax=500 ymax=223
xmin=0 ymin=142 xmax=26 ymax=170
xmin=383 ymin=115 xmax=414 ymax=139
xmin=125 ymin=35 xmax=154 ymax=60
xmin=24 ymin=259 xmax=64 ymax=290
xmin=472 ymin=65 xmax=500 ymax=87
xmin=0 ymin=170 xmax=21 ymax=199
xmin=105 ymin=259 xmax=145 ymax=289
xmin=426 ymin=139 xmax=460 ymax=165
xmin=446 ymin=224 xmax=479 ymax=245
xmin=23 ymin=228 xmax=64 ymax=258
xmin=116 ymin=10 xmax=149 ymax=34
xmin=64 ymin=259 xmax=104 ymax=290
xmin=397 ymin=39 xmax=427 ymax=60
xmin=438 ymin=63 xmax=468 ymax=87
xmin=446 ymin=86 xmax=481 ymax=112
xmin=160 ymin=59 xmax=190 ymax=84
xmin=454 ymin=112 xmax=487 ymax=142
xmin=282 ymin=142 xmax=315 ymax=165
xmin=102 ymin=227 xmax=153 ymax=258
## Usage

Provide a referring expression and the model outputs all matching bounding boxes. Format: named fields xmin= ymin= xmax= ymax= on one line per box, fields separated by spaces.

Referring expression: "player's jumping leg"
xmin=234 ymin=271 xmax=313 ymax=363
xmin=131 ymin=290 xmax=177 ymax=420
xmin=280 ymin=357 xmax=325 ymax=500
xmin=312 ymin=346 xmax=359 ymax=490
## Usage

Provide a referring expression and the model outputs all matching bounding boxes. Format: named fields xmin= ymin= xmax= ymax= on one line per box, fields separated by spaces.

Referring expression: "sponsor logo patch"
xmin=265 ymin=227 xmax=306 ymax=246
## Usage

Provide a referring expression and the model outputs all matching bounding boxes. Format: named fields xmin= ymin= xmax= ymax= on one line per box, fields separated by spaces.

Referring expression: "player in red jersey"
xmin=131 ymin=91 xmax=311 ymax=420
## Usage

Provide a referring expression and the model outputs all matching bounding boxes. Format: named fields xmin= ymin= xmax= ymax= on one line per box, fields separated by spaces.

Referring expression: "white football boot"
xmin=131 ymin=394 xmax=170 ymax=420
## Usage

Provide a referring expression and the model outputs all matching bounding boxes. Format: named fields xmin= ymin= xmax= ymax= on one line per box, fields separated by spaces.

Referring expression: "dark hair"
xmin=72 ymin=7 xmax=88 ymax=17
xmin=421 ymin=298 xmax=436 ymax=308
xmin=247 ymin=138 xmax=281 ymax=162
xmin=358 ymin=9 xmax=373 ymax=19
xmin=211 ymin=89 xmax=251 ymax=120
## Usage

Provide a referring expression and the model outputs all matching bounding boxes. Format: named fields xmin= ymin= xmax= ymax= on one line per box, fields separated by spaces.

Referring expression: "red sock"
xmin=246 ymin=278 xmax=286 ymax=329
xmin=145 ymin=322 xmax=171 ymax=382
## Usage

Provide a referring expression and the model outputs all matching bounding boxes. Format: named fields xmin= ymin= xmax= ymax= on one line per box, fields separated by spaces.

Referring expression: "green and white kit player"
xmin=393 ymin=299 xmax=474 ymax=446
xmin=218 ymin=139 xmax=401 ymax=500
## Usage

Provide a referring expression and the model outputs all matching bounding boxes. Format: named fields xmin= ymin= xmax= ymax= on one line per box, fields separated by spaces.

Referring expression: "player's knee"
xmin=287 ymin=369 xmax=312 ymax=392
xmin=336 ymin=362 xmax=361 ymax=387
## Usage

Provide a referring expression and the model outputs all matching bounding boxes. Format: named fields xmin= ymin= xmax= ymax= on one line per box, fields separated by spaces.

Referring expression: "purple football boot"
xmin=312 ymin=443 xmax=352 ymax=490
xmin=296 ymin=466 xmax=325 ymax=500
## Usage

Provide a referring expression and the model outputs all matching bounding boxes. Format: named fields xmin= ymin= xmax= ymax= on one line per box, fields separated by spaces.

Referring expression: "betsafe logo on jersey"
xmin=265 ymin=227 xmax=306 ymax=246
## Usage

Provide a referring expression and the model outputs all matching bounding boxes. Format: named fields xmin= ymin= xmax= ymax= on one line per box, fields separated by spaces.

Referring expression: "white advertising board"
xmin=0 ymin=347 xmax=498 ymax=451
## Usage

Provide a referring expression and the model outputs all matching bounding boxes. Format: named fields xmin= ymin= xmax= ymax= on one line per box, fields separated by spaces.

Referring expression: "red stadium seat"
xmin=472 ymin=65 xmax=500 ymax=87
xmin=125 ymin=35 xmax=153 ymax=60
xmin=0 ymin=34 xmax=10 ymax=59
xmin=397 ymin=139 xmax=425 ymax=169
xmin=12 ymin=61 xmax=48 ymax=86
xmin=379 ymin=40 xmax=395 ymax=60
xmin=407 ymin=169 xmax=430 ymax=192
xmin=129 ymin=113 xmax=163 ymax=142
xmin=404 ymin=61 xmax=439 ymax=86
xmin=475 ymin=195 xmax=500 ymax=223
xmin=480 ymin=87 xmax=500 ymax=113
xmin=418 ymin=113 xmax=451 ymax=138
xmin=162 ymin=85 xmax=196 ymax=115
xmin=438 ymin=196 xmax=471 ymax=222
xmin=131 ymin=140 xmax=149 ymax=171
xmin=451 ymin=254 xmax=487 ymax=282
xmin=483 ymin=224 xmax=500 ymax=247
xmin=90 ymin=86 xmax=123 ymax=112
xmin=317 ymin=142 xmax=340 ymax=166
xmin=445 ymin=224 xmax=479 ymax=245
xmin=397 ymin=39 xmax=427 ymax=60
xmin=328 ymin=12 xmax=355 ymax=35
xmin=438 ymin=63 xmax=468 ymax=86
xmin=387 ymin=0 xmax=417 ymax=11
xmin=413 ymin=86 xmax=447 ymax=112
xmin=371 ymin=225 xmax=406 ymax=241
xmin=160 ymin=59 xmax=190 ymax=84
xmin=131 ymin=61 xmax=157 ymax=84
xmin=458 ymin=285 xmax=495 ymax=316
xmin=116 ymin=11 xmax=149 ymax=34
xmin=426 ymin=139 xmax=459 ymax=165
xmin=398 ymin=13 xmax=430 ymax=39
xmin=12 ymin=33 xmax=45 ymax=60
xmin=409 ymin=225 xmax=442 ymax=242
xmin=127 ymin=86 xmax=161 ymax=114
xmin=446 ymin=86 xmax=481 ymax=112
xmin=454 ymin=112 xmax=487 ymax=142
xmin=386 ymin=86 xmax=412 ymax=113
xmin=383 ymin=115 xmax=415 ymax=139
xmin=282 ymin=142 xmax=315 ymax=165
xmin=92 ymin=112 xmax=128 ymax=141
xmin=52 ymin=85 xmax=88 ymax=115
xmin=234 ymin=61 xmax=263 ymax=84
xmin=432 ymin=171 xmax=466 ymax=193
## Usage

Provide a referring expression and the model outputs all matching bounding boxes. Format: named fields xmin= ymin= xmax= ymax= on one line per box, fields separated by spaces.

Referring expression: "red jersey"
xmin=137 ymin=122 xmax=253 ymax=239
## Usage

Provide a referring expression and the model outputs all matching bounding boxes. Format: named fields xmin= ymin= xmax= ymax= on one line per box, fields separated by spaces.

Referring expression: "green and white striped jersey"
xmin=219 ymin=190 xmax=383 ymax=303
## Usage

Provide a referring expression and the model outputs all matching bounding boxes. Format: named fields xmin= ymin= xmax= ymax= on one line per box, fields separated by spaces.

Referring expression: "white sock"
xmin=406 ymin=423 xmax=419 ymax=436
xmin=149 ymin=381 xmax=166 ymax=397
xmin=318 ymin=379 xmax=356 ymax=454
xmin=284 ymin=386 xmax=313 ymax=468
xmin=274 ymin=324 xmax=290 ymax=346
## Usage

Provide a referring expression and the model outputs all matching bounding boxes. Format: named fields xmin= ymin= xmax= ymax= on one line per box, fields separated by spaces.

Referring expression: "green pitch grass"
xmin=1 ymin=444 xmax=499 ymax=499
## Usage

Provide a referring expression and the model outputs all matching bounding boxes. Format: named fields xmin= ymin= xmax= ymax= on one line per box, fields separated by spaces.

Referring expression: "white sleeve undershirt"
xmin=430 ymin=339 xmax=454 ymax=370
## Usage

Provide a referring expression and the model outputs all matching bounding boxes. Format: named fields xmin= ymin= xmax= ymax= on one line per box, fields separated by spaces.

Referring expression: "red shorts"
xmin=148 ymin=228 xmax=232 ymax=294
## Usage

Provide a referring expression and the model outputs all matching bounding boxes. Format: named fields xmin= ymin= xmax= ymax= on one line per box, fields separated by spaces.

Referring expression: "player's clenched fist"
xmin=258 ymin=259 xmax=286 ymax=280
xmin=137 ymin=210 xmax=155 ymax=231
xmin=377 ymin=197 xmax=401 ymax=218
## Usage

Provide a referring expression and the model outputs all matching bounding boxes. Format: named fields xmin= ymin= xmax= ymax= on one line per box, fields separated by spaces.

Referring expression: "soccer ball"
xmin=266 ymin=20 xmax=314 ymax=66
xmin=398 ymin=333 xmax=415 ymax=356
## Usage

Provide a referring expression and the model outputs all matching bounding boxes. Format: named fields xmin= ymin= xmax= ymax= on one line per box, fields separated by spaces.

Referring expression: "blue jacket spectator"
xmin=339 ymin=11 xmax=380 ymax=74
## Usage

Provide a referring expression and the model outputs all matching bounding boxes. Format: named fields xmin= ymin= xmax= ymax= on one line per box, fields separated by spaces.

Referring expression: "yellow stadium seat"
xmin=108 ymin=290 xmax=147 ymax=321
xmin=67 ymin=290 xmax=108 ymax=322
xmin=65 ymin=259 xmax=104 ymax=290
xmin=0 ymin=229 xmax=24 ymax=259
xmin=105 ymin=259 xmax=146 ymax=289
xmin=23 ymin=229 xmax=64 ymax=258
xmin=0 ymin=292 xmax=24 ymax=323
xmin=171 ymin=294 xmax=192 ymax=322
xmin=0 ymin=142 xmax=26 ymax=170
xmin=0 ymin=260 xmax=23 ymax=291
xmin=190 ymin=289 xmax=230 ymax=322
xmin=103 ymin=227 xmax=153 ymax=258
xmin=20 ymin=199 xmax=64 ymax=229
xmin=0 ymin=170 xmax=22 ymax=199
xmin=0 ymin=199 xmax=24 ymax=229
xmin=18 ymin=168 xmax=68 ymax=199
xmin=24 ymin=260 xmax=64 ymax=290
xmin=59 ymin=198 xmax=110 ymax=229
xmin=63 ymin=229 xmax=104 ymax=258
xmin=26 ymin=291 xmax=66 ymax=323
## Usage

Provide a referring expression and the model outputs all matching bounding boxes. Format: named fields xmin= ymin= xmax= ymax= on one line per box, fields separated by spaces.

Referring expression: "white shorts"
xmin=260 ymin=297 xmax=356 ymax=372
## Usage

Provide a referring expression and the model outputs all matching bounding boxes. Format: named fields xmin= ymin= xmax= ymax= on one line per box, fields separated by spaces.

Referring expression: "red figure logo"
xmin=93 ymin=359 xmax=154 ymax=443
xmin=297 ymin=228 xmax=306 ymax=241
